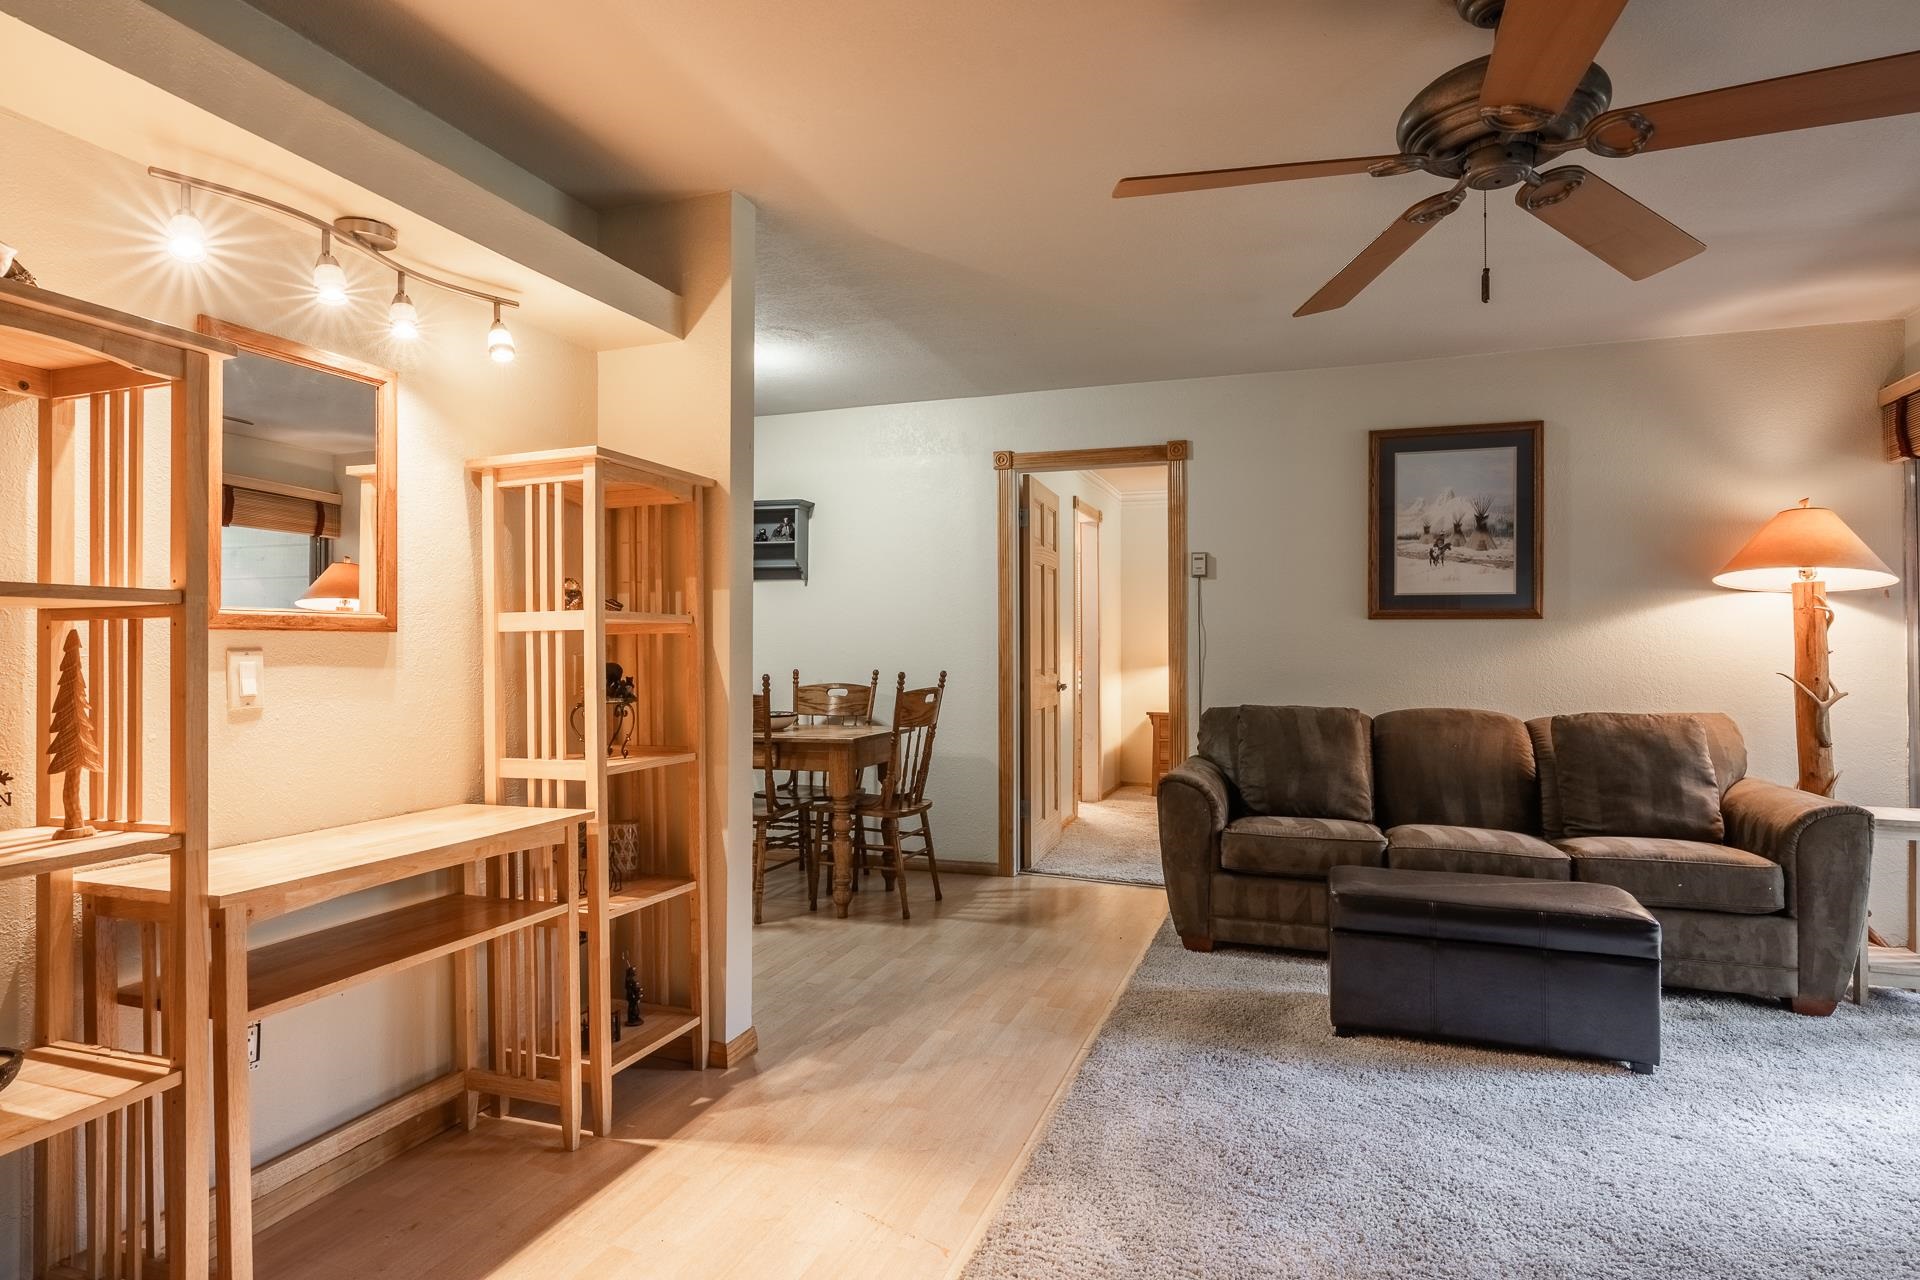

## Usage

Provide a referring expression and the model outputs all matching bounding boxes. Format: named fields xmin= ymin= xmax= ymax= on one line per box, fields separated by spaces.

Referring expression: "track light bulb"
xmin=388 ymin=275 xmax=419 ymax=341
xmin=312 ymin=232 xmax=348 ymax=306
xmin=166 ymin=188 xmax=206 ymax=263
xmin=487 ymin=304 xmax=515 ymax=364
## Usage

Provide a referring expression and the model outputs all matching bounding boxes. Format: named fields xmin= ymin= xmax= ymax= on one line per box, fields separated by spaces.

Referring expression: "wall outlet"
xmin=1190 ymin=551 xmax=1212 ymax=578
xmin=247 ymin=1021 xmax=262 ymax=1070
xmin=226 ymin=649 xmax=265 ymax=711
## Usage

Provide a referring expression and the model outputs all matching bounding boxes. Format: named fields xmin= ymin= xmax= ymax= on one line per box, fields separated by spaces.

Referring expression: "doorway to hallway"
xmin=1013 ymin=458 xmax=1175 ymax=886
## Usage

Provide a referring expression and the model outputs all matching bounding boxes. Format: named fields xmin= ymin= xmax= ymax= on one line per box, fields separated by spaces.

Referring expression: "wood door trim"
xmin=994 ymin=442 xmax=1190 ymax=876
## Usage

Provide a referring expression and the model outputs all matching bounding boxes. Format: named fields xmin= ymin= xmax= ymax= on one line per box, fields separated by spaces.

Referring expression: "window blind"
xmin=222 ymin=481 xmax=341 ymax=538
xmin=1885 ymin=388 xmax=1920 ymax=463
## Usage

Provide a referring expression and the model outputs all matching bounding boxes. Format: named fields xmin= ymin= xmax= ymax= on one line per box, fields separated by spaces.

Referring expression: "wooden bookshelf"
xmin=0 ymin=1044 xmax=178 ymax=1161
xmin=470 ymin=445 xmax=714 ymax=1138
xmin=0 ymin=827 xmax=181 ymax=883
xmin=0 ymin=279 xmax=232 ymax=1278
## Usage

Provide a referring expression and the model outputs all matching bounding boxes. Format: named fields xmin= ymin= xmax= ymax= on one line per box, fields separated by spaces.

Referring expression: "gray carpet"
xmin=1030 ymin=786 xmax=1163 ymax=886
xmin=964 ymin=921 xmax=1920 ymax=1279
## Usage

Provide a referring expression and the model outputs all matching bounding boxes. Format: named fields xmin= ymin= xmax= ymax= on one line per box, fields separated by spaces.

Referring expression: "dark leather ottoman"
xmin=1327 ymin=866 xmax=1662 ymax=1074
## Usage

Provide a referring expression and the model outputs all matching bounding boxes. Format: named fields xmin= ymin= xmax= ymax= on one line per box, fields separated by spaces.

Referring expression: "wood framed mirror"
xmin=196 ymin=317 xmax=397 ymax=631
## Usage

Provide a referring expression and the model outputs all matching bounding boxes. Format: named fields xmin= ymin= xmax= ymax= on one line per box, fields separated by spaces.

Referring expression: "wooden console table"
xmin=74 ymin=802 xmax=587 ymax=1280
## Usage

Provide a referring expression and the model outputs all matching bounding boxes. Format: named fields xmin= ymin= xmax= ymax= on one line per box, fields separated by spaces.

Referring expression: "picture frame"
xmin=1368 ymin=421 xmax=1543 ymax=619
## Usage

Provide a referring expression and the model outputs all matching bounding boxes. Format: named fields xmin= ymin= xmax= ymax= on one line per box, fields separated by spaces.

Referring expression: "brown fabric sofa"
xmin=1158 ymin=705 xmax=1873 ymax=1015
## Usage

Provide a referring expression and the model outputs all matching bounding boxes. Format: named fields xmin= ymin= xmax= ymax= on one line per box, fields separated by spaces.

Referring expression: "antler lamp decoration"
xmin=1713 ymin=500 xmax=1897 ymax=796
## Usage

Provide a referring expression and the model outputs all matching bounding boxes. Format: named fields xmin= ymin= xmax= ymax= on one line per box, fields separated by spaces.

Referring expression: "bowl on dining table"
xmin=0 ymin=1046 xmax=23 ymax=1095
xmin=770 ymin=713 xmax=798 ymax=732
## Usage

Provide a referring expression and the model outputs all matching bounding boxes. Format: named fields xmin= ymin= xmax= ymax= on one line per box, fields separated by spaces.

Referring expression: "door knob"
xmin=1057 ymin=682 xmax=1067 ymax=692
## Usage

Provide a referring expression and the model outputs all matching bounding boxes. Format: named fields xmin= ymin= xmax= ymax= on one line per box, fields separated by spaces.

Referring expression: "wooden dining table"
xmin=753 ymin=722 xmax=893 ymax=917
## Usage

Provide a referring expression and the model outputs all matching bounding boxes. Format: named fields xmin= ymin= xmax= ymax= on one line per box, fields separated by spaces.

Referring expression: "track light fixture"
xmin=487 ymin=302 xmax=516 ymax=364
xmin=149 ymin=166 xmax=519 ymax=363
xmin=388 ymin=272 xmax=419 ymax=341
xmin=312 ymin=230 xmax=348 ymax=306
xmin=165 ymin=185 xmax=207 ymax=264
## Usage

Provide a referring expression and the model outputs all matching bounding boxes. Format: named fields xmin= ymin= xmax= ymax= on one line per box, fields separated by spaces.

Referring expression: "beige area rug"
xmin=963 ymin=920 xmax=1920 ymax=1279
xmin=1030 ymin=786 xmax=1164 ymax=886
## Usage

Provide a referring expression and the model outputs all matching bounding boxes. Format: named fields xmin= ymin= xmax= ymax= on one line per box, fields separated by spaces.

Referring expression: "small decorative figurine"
xmin=560 ymin=576 xmax=626 ymax=612
xmin=623 ymin=952 xmax=644 ymax=1027
xmin=1 ymin=241 xmax=36 ymax=287
xmin=48 ymin=628 xmax=102 ymax=840
xmin=0 ymin=1046 xmax=22 ymax=1095
xmin=611 ymin=1011 xmax=623 ymax=1044
xmin=775 ymin=514 xmax=795 ymax=540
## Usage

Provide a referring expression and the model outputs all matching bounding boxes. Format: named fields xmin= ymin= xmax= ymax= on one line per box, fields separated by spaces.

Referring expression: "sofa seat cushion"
xmin=1385 ymin=824 xmax=1571 ymax=880
xmin=1560 ymin=836 xmax=1784 ymax=914
xmin=1221 ymin=815 xmax=1387 ymax=879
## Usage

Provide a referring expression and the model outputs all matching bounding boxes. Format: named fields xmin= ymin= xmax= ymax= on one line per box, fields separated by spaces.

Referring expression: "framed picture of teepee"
xmin=1368 ymin=421 xmax=1543 ymax=620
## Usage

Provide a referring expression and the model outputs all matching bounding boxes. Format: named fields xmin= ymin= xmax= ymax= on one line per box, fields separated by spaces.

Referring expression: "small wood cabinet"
xmin=753 ymin=498 xmax=813 ymax=581
xmin=1147 ymin=710 xmax=1171 ymax=793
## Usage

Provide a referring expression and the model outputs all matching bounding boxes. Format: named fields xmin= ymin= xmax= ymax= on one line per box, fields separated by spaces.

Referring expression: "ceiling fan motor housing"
xmin=1397 ymin=56 xmax=1612 ymax=185
xmin=1454 ymin=0 xmax=1505 ymax=28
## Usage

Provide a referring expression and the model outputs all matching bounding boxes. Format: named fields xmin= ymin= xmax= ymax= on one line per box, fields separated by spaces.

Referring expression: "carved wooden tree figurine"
xmin=48 ymin=627 xmax=102 ymax=840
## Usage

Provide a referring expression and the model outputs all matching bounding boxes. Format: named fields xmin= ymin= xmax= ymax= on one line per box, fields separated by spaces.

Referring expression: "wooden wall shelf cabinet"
xmin=75 ymin=802 xmax=587 ymax=1280
xmin=468 ymin=445 xmax=715 ymax=1137
xmin=0 ymin=279 xmax=231 ymax=1279
xmin=753 ymin=498 xmax=814 ymax=581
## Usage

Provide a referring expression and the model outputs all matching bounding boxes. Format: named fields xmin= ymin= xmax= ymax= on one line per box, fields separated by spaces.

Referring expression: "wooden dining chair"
xmin=753 ymin=674 xmax=812 ymax=923
xmin=788 ymin=669 xmax=880 ymax=867
xmin=839 ymin=671 xmax=947 ymax=920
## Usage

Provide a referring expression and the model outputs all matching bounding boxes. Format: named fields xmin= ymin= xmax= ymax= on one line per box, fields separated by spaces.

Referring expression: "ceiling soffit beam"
xmin=3 ymin=0 xmax=682 ymax=341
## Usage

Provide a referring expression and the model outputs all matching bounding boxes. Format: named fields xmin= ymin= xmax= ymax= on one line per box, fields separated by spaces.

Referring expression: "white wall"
xmin=1118 ymin=491 xmax=1170 ymax=785
xmin=0 ymin=111 xmax=596 ymax=1268
xmin=754 ymin=321 xmax=1913 ymax=933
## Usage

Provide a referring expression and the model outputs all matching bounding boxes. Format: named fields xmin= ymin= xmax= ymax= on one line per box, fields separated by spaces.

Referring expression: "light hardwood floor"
xmin=253 ymin=867 xmax=1167 ymax=1279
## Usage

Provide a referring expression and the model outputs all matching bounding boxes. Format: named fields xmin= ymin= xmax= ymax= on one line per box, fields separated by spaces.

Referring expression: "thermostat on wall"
xmin=1190 ymin=552 xmax=1212 ymax=578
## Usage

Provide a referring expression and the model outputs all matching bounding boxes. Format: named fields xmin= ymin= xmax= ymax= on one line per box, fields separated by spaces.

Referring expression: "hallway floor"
xmin=1030 ymin=786 xmax=1163 ymax=886
xmin=251 ymin=871 xmax=1165 ymax=1280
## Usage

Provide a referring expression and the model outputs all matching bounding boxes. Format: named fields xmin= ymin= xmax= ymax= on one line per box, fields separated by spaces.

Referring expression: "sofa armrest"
xmin=1722 ymin=776 xmax=1873 ymax=1011
xmin=1158 ymin=757 xmax=1231 ymax=945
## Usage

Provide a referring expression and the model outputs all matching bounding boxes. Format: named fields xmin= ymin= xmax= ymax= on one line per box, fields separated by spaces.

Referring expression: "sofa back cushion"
xmin=1549 ymin=712 xmax=1726 ymax=842
xmin=1372 ymin=708 xmax=1539 ymax=832
xmin=1199 ymin=705 xmax=1373 ymax=821
xmin=1530 ymin=712 xmax=1747 ymax=840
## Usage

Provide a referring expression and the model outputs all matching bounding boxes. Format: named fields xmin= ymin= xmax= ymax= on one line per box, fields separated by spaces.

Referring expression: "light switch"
xmin=226 ymin=648 xmax=264 ymax=710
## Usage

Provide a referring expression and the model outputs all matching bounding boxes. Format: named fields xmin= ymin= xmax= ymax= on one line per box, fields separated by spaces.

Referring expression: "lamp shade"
xmin=295 ymin=558 xmax=362 ymax=611
xmin=1712 ymin=500 xmax=1897 ymax=593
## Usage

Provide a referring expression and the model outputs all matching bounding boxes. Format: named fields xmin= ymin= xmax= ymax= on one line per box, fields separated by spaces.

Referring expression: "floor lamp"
xmin=1713 ymin=499 xmax=1898 ymax=796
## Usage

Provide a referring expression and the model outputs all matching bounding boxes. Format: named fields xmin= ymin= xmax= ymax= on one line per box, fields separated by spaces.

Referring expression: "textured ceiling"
xmin=239 ymin=0 xmax=1920 ymax=415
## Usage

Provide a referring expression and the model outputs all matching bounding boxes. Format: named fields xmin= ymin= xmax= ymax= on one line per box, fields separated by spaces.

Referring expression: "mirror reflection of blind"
xmin=222 ymin=482 xmax=342 ymax=539
xmin=1885 ymin=389 xmax=1920 ymax=462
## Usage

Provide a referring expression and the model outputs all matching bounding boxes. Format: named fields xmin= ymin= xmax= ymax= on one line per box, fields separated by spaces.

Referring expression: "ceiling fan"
xmin=1113 ymin=0 xmax=1920 ymax=316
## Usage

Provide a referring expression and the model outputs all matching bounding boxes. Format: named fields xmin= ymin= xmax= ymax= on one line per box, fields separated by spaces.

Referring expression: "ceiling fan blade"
xmin=1597 ymin=49 xmax=1920 ymax=153
xmin=1517 ymin=166 xmax=1704 ymax=281
xmin=1294 ymin=190 xmax=1464 ymax=317
xmin=1113 ymin=155 xmax=1399 ymax=199
xmin=1480 ymin=0 xmax=1630 ymax=130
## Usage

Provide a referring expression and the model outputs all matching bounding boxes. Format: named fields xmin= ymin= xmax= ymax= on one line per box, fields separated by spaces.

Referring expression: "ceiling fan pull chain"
xmin=1480 ymin=190 xmax=1491 ymax=304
